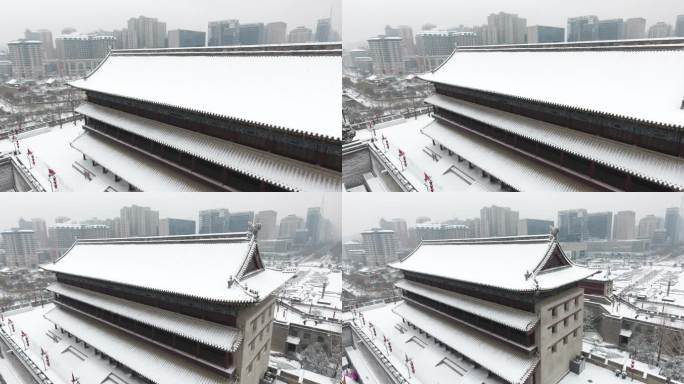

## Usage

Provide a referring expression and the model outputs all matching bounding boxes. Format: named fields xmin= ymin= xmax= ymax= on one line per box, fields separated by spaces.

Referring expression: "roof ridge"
xmin=76 ymin=232 xmax=250 ymax=245
xmin=421 ymin=234 xmax=551 ymax=245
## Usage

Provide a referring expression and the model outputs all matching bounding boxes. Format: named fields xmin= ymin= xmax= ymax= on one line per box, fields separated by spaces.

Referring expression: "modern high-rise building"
xmin=228 ymin=211 xmax=255 ymax=232
xmin=415 ymin=31 xmax=477 ymax=71
xmin=379 ymin=218 xmax=409 ymax=249
xmin=8 ymin=39 xmax=45 ymax=79
xmin=1 ymin=229 xmax=38 ymax=268
xmin=25 ymin=29 xmax=54 ymax=59
xmin=361 ymin=228 xmax=397 ymax=267
xmin=127 ymin=16 xmax=167 ymax=49
xmin=464 ymin=217 xmax=481 ymax=238
xmin=527 ymin=26 xmax=565 ymax=43
xmin=167 ymin=29 xmax=206 ymax=48
xmin=199 ymin=208 xmax=230 ymax=234
xmin=586 ymin=212 xmax=612 ymax=241
xmin=367 ymin=35 xmax=404 ymax=75
xmin=665 ymin=207 xmax=681 ymax=245
xmin=265 ymin=22 xmax=287 ymax=44
xmin=415 ymin=223 xmax=468 ymax=241
xmin=624 ymin=18 xmax=647 ymax=39
xmin=648 ymin=22 xmax=673 ymax=38
xmin=31 ymin=218 xmax=49 ymax=248
xmin=48 ymin=224 xmax=110 ymax=253
xmin=612 ymin=211 xmax=636 ymax=240
xmin=239 ymin=23 xmax=265 ymax=45
xmin=480 ymin=205 xmax=519 ymax=237
xmin=278 ymin=214 xmax=304 ymax=239
xmin=558 ymin=209 xmax=588 ymax=242
xmin=637 ymin=215 xmax=664 ymax=239
xmin=315 ymin=18 xmax=332 ymax=42
xmin=55 ymin=34 xmax=116 ymax=76
xmin=676 ymin=15 xmax=684 ymax=37
xmin=305 ymin=207 xmax=322 ymax=244
xmin=255 ymin=210 xmax=278 ymax=240
xmin=112 ymin=29 xmax=129 ymax=49
xmin=598 ymin=18 xmax=624 ymax=40
xmin=487 ymin=12 xmax=527 ymax=44
xmin=518 ymin=219 xmax=554 ymax=235
xmin=158 ymin=218 xmax=196 ymax=235
xmin=288 ymin=26 xmax=313 ymax=43
xmin=208 ymin=19 xmax=240 ymax=46
xmin=567 ymin=16 xmax=599 ymax=42
xmin=385 ymin=25 xmax=416 ymax=55
xmin=120 ymin=205 xmax=159 ymax=237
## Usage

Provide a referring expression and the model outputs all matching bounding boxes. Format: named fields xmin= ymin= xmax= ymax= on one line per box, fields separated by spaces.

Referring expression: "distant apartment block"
xmin=567 ymin=15 xmax=599 ymax=41
xmin=265 ymin=22 xmax=287 ymax=44
xmin=487 ymin=12 xmax=527 ymax=44
xmin=527 ymin=26 xmax=565 ymax=43
xmin=168 ymin=29 xmax=206 ymax=48
xmin=624 ymin=18 xmax=646 ymax=39
xmin=288 ymin=26 xmax=312 ymax=43
xmin=648 ymin=22 xmax=673 ymax=38
xmin=8 ymin=39 xmax=45 ymax=79
xmin=208 ymin=19 xmax=240 ymax=46
xmin=55 ymin=34 xmax=116 ymax=76
xmin=367 ymin=35 xmax=404 ymax=75
xmin=127 ymin=16 xmax=166 ymax=48
xmin=159 ymin=218 xmax=196 ymax=235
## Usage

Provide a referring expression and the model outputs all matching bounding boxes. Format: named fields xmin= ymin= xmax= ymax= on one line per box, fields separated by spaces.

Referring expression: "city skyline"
xmin=342 ymin=193 xmax=684 ymax=237
xmin=0 ymin=193 xmax=341 ymax=230
xmin=0 ymin=0 xmax=341 ymax=48
xmin=343 ymin=0 xmax=683 ymax=45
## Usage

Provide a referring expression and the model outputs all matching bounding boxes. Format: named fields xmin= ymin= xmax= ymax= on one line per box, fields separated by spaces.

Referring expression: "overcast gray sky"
xmin=1 ymin=0 xmax=341 ymax=47
xmin=0 ymin=193 xmax=341 ymax=230
xmin=342 ymin=193 xmax=684 ymax=239
xmin=344 ymin=0 xmax=684 ymax=46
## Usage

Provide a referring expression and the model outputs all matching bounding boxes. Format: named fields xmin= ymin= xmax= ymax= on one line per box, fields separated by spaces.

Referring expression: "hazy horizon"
xmin=342 ymin=193 xmax=684 ymax=239
xmin=343 ymin=0 xmax=684 ymax=47
xmin=1 ymin=0 xmax=341 ymax=48
xmin=0 ymin=193 xmax=341 ymax=230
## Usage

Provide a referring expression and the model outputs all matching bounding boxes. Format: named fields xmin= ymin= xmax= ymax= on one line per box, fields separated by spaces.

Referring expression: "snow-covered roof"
xmin=44 ymin=306 xmax=233 ymax=384
xmin=426 ymin=95 xmax=684 ymax=190
xmin=420 ymin=49 xmax=684 ymax=128
xmin=393 ymin=301 xmax=539 ymax=384
xmin=48 ymin=282 xmax=243 ymax=351
xmin=69 ymin=45 xmax=342 ymax=140
xmin=421 ymin=118 xmax=598 ymax=191
xmin=76 ymin=102 xmax=340 ymax=191
xmin=395 ymin=279 xmax=538 ymax=331
xmin=42 ymin=233 xmax=291 ymax=303
xmin=391 ymin=234 xmax=598 ymax=292
xmin=70 ymin=131 xmax=214 ymax=192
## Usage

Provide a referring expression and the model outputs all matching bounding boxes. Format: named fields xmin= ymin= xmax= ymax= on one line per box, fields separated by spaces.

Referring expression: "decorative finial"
xmin=248 ymin=222 xmax=262 ymax=238
xmin=551 ymin=227 xmax=559 ymax=239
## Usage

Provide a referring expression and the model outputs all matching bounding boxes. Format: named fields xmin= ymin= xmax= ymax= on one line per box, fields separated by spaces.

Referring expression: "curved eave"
xmin=423 ymin=79 xmax=684 ymax=132
xmin=41 ymin=267 xmax=258 ymax=305
xmin=68 ymin=84 xmax=342 ymax=143
xmin=50 ymin=290 xmax=241 ymax=352
xmin=424 ymin=96 xmax=684 ymax=191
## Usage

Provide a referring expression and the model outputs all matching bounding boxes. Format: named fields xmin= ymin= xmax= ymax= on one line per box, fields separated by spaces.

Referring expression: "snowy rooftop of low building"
xmin=48 ymin=282 xmax=243 ymax=351
xmin=391 ymin=234 xmax=598 ymax=292
xmin=426 ymin=94 xmax=684 ymax=190
xmin=69 ymin=44 xmax=342 ymax=140
xmin=75 ymin=103 xmax=341 ymax=191
xmin=44 ymin=306 xmax=232 ymax=384
xmin=420 ymin=49 xmax=684 ymax=128
xmin=42 ymin=233 xmax=292 ymax=303
xmin=395 ymin=279 xmax=538 ymax=331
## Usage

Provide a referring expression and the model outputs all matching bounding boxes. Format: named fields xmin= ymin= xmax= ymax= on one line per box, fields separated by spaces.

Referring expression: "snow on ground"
xmin=558 ymin=361 xmax=640 ymax=384
xmin=1 ymin=304 xmax=145 ymax=384
xmin=348 ymin=302 xmax=504 ymax=384
xmin=0 ymin=121 xmax=131 ymax=192
xmin=353 ymin=115 xmax=502 ymax=192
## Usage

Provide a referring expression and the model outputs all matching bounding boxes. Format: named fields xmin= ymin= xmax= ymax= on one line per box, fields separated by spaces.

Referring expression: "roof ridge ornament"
xmin=248 ymin=222 xmax=262 ymax=239
xmin=550 ymin=227 xmax=559 ymax=240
